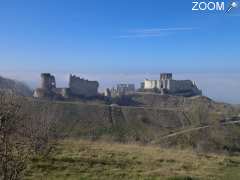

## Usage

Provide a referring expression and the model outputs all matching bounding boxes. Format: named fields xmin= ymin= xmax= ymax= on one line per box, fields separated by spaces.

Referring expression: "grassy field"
xmin=25 ymin=139 xmax=240 ymax=180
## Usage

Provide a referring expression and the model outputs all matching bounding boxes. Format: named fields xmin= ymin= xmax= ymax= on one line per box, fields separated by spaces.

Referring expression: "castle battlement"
xmin=34 ymin=73 xmax=99 ymax=99
xmin=142 ymin=73 xmax=202 ymax=97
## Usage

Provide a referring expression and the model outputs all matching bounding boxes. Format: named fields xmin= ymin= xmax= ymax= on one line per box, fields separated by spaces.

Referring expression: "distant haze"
xmin=1 ymin=71 xmax=239 ymax=104
xmin=0 ymin=1 xmax=239 ymax=103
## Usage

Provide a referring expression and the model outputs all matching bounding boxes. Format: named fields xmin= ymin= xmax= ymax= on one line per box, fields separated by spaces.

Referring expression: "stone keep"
xmin=69 ymin=74 xmax=99 ymax=97
xmin=143 ymin=73 xmax=202 ymax=96
xmin=41 ymin=73 xmax=56 ymax=90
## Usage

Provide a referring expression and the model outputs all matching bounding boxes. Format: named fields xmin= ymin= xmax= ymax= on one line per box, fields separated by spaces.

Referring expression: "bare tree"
xmin=0 ymin=91 xmax=31 ymax=180
xmin=0 ymin=91 xmax=61 ymax=179
xmin=27 ymin=104 xmax=61 ymax=157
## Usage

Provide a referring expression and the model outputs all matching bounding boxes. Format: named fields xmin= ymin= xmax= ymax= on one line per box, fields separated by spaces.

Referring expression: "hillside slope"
xmin=22 ymin=94 xmax=240 ymax=153
xmin=0 ymin=76 xmax=32 ymax=96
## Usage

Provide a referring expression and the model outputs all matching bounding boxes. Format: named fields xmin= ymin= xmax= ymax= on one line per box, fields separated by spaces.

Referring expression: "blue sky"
xmin=0 ymin=0 xmax=240 ymax=103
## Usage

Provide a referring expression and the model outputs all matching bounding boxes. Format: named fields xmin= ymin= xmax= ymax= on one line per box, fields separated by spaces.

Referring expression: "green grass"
xmin=25 ymin=139 xmax=240 ymax=180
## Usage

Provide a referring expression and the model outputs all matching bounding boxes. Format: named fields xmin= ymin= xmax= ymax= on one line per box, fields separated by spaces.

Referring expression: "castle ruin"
xmin=34 ymin=73 xmax=99 ymax=99
xmin=142 ymin=73 xmax=202 ymax=97
xmin=69 ymin=74 xmax=99 ymax=97
xmin=105 ymin=84 xmax=135 ymax=97
xmin=41 ymin=73 xmax=56 ymax=90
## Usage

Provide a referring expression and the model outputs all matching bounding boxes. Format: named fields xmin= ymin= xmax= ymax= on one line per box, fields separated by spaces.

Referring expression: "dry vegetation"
xmin=1 ymin=91 xmax=240 ymax=180
xmin=0 ymin=92 xmax=60 ymax=180
xmin=25 ymin=139 xmax=240 ymax=180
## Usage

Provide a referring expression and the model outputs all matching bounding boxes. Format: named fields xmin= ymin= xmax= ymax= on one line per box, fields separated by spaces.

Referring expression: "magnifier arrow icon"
xmin=226 ymin=1 xmax=238 ymax=13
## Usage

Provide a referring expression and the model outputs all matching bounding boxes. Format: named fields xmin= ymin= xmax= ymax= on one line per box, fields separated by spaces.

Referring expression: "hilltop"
xmin=0 ymin=75 xmax=32 ymax=96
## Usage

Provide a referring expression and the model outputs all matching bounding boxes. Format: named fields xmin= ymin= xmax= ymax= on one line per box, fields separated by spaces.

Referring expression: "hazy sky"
xmin=0 ymin=0 xmax=239 ymax=103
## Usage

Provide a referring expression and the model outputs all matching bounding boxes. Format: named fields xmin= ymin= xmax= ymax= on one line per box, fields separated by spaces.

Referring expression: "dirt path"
xmin=160 ymin=119 xmax=240 ymax=140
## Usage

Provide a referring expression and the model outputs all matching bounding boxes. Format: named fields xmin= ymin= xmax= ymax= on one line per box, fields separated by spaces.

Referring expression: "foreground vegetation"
xmin=25 ymin=139 xmax=240 ymax=180
xmin=1 ymin=91 xmax=240 ymax=179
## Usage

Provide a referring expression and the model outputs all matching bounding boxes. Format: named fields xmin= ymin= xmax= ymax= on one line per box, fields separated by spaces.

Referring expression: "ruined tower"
xmin=160 ymin=73 xmax=172 ymax=80
xmin=34 ymin=73 xmax=99 ymax=99
xmin=41 ymin=73 xmax=56 ymax=90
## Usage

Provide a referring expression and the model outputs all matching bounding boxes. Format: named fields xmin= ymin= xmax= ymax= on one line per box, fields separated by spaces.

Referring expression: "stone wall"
xmin=160 ymin=73 xmax=172 ymax=80
xmin=116 ymin=84 xmax=135 ymax=93
xmin=107 ymin=84 xmax=136 ymax=97
xmin=69 ymin=75 xmax=99 ymax=97
xmin=169 ymin=80 xmax=194 ymax=93
xmin=41 ymin=73 xmax=56 ymax=90
xmin=143 ymin=73 xmax=202 ymax=97
xmin=34 ymin=73 xmax=56 ymax=98
xmin=144 ymin=79 xmax=169 ymax=89
xmin=144 ymin=80 xmax=159 ymax=89
xmin=34 ymin=73 xmax=99 ymax=99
